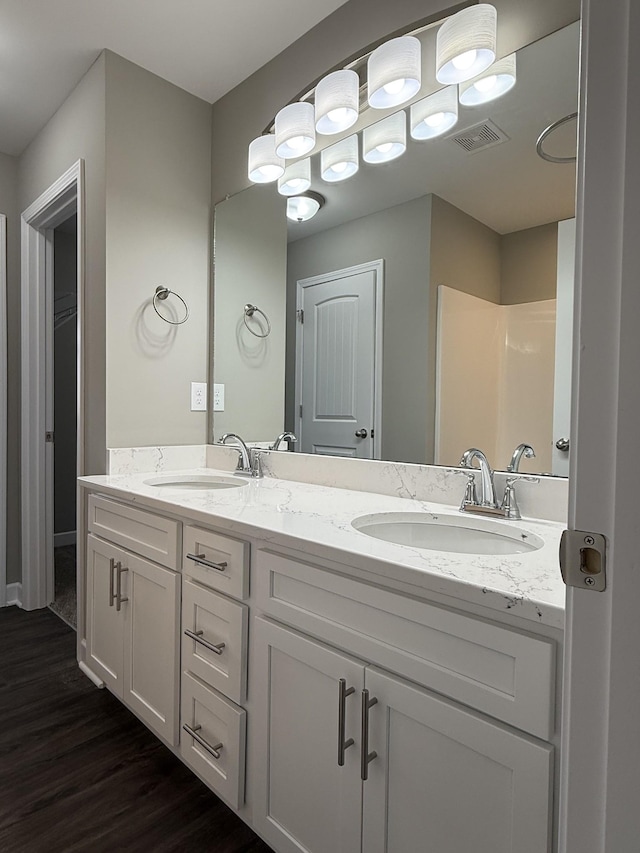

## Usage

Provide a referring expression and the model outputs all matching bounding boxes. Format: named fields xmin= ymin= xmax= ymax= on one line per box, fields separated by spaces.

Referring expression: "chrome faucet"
xmin=221 ymin=433 xmax=254 ymax=475
xmin=459 ymin=448 xmax=498 ymax=508
xmin=507 ymin=443 xmax=536 ymax=473
xmin=270 ymin=431 xmax=297 ymax=451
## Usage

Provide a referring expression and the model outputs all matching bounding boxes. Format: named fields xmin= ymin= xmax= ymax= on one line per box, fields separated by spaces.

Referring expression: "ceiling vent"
xmin=448 ymin=119 xmax=510 ymax=154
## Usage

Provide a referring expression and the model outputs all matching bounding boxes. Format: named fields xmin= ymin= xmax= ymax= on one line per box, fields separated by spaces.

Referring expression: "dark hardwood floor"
xmin=0 ymin=607 xmax=273 ymax=852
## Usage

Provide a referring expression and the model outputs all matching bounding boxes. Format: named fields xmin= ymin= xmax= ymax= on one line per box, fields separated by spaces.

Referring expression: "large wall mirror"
xmin=213 ymin=13 xmax=579 ymax=478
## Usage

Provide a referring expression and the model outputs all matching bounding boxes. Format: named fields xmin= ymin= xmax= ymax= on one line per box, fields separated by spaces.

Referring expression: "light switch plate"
xmin=190 ymin=381 xmax=207 ymax=411
xmin=213 ymin=383 xmax=225 ymax=412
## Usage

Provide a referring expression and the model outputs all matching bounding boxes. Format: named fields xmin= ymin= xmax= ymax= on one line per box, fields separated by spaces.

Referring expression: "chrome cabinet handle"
xmin=108 ymin=557 xmax=117 ymax=607
xmin=186 ymin=553 xmax=228 ymax=573
xmin=354 ymin=429 xmax=368 ymax=439
xmin=556 ymin=437 xmax=570 ymax=452
xmin=184 ymin=628 xmax=226 ymax=656
xmin=338 ymin=678 xmax=355 ymax=766
xmin=361 ymin=689 xmax=378 ymax=781
xmin=116 ymin=563 xmax=128 ymax=612
xmin=182 ymin=724 xmax=223 ymax=760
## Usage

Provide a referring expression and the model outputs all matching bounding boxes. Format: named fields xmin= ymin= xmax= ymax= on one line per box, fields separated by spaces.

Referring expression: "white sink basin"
xmin=143 ymin=474 xmax=246 ymax=490
xmin=351 ymin=512 xmax=544 ymax=555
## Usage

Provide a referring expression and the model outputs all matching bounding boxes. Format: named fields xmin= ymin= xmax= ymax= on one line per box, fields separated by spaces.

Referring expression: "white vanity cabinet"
xmin=252 ymin=548 xmax=555 ymax=853
xmin=85 ymin=497 xmax=181 ymax=746
xmin=80 ymin=485 xmax=561 ymax=853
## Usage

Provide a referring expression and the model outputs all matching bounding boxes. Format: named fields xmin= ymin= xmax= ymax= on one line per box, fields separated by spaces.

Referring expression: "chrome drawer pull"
xmin=361 ymin=689 xmax=378 ymax=781
xmin=183 ymin=723 xmax=223 ymax=760
xmin=338 ymin=678 xmax=355 ymax=767
xmin=184 ymin=628 xmax=226 ymax=656
xmin=186 ymin=552 xmax=228 ymax=573
xmin=116 ymin=563 xmax=128 ymax=612
xmin=108 ymin=557 xmax=116 ymax=607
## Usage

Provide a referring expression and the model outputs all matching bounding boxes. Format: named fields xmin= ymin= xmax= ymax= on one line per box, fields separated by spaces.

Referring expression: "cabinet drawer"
xmin=88 ymin=495 xmax=180 ymax=569
xmin=182 ymin=578 xmax=248 ymax=704
xmin=180 ymin=671 xmax=246 ymax=809
xmin=255 ymin=549 xmax=555 ymax=740
xmin=182 ymin=525 xmax=249 ymax=600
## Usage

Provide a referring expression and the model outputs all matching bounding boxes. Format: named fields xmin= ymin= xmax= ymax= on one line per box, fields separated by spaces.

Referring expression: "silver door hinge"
xmin=45 ymin=431 xmax=54 ymax=443
xmin=559 ymin=529 xmax=607 ymax=591
xmin=297 ymin=309 xmax=304 ymax=324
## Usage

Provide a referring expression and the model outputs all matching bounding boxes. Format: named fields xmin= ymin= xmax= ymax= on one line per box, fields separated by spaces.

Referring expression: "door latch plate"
xmin=559 ymin=529 xmax=606 ymax=591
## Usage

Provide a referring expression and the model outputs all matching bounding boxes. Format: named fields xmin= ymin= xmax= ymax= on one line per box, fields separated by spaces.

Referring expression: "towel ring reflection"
xmin=536 ymin=112 xmax=578 ymax=164
xmin=243 ymin=303 xmax=271 ymax=338
xmin=153 ymin=286 xmax=189 ymax=325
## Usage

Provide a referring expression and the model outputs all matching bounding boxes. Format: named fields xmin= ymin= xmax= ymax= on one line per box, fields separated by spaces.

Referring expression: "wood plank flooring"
xmin=0 ymin=607 xmax=273 ymax=852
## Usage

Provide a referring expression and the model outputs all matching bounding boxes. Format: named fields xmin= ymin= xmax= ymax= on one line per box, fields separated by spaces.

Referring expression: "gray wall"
xmin=213 ymin=188 xmax=287 ymax=442
xmin=11 ymin=50 xmax=213 ymax=586
xmin=53 ymin=223 xmax=78 ymax=535
xmin=287 ymin=196 xmax=432 ymax=463
xmin=0 ymin=152 xmax=20 ymax=584
xmin=19 ymin=52 xmax=107 ymax=481
xmin=104 ymin=52 xmax=212 ymax=448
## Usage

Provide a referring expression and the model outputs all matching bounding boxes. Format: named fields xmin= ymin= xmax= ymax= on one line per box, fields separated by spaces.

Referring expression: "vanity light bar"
xmin=247 ymin=4 xmax=505 ymax=184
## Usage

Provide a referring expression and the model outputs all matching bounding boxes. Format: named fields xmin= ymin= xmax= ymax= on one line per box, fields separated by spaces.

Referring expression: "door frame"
xmin=20 ymin=160 xmax=85 ymax=611
xmin=560 ymin=0 xmax=640 ymax=849
xmin=0 ymin=216 xmax=6 ymax=607
xmin=294 ymin=259 xmax=384 ymax=459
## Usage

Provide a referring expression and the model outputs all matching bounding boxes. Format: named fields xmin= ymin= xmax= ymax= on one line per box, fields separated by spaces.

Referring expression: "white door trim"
xmin=20 ymin=160 xmax=84 ymax=611
xmin=560 ymin=0 xmax=640 ymax=849
xmin=0 ymin=215 xmax=6 ymax=608
xmin=294 ymin=260 xmax=384 ymax=459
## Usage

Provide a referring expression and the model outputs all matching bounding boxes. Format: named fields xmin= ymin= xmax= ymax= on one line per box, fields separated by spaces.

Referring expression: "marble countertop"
xmin=79 ymin=467 xmax=566 ymax=630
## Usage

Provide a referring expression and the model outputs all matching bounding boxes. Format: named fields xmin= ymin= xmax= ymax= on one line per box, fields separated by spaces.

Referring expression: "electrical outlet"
xmin=213 ymin=383 xmax=225 ymax=412
xmin=190 ymin=381 xmax=207 ymax=412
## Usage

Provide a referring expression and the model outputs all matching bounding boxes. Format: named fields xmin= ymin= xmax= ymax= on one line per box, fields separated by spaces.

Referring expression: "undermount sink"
xmin=143 ymin=474 xmax=247 ymax=490
xmin=351 ymin=512 xmax=544 ymax=555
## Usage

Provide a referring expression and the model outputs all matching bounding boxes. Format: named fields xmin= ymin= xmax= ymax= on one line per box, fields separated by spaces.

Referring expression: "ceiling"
xmin=0 ymin=0 xmax=348 ymax=156
xmin=287 ymin=21 xmax=579 ymax=240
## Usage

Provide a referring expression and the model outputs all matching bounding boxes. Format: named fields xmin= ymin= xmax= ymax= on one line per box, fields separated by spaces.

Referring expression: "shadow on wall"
xmin=133 ymin=298 xmax=178 ymax=358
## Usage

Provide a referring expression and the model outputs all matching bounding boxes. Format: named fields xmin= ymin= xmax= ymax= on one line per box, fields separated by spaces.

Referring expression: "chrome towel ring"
xmin=536 ymin=112 xmax=578 ymax=164
xmin=243 ymin=303 xmax=271 ymax=338
xmin=153 ymin=286 xmax=189 ymax=325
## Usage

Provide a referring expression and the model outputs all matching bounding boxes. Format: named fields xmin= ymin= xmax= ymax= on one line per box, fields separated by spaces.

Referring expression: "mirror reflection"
xmin=213 ymin=22 xmax=579 ymax=477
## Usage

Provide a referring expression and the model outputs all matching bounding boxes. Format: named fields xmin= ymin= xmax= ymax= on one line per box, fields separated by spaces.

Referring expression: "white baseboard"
xmin=6 ymin=582 xmax=22 ymax=607
xmin=54 ymin=530 xmax=76 ymax=547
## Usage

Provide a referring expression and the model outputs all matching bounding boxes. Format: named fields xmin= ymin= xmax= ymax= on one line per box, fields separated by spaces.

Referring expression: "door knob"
xmin=355 ymin=429 xmax=368 ymax=439
xmin=556 ymin=438 xmax=570 ymax=452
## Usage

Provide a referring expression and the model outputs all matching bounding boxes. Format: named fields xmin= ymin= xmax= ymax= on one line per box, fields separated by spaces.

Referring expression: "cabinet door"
xmin=362 ymin=667 xmax=553 ymax=853
xmin=85 ymin=534 xmax=125 ymax=696
xmin=122 ymin=552 xmax=180 ymax=745
xmin=253 ymin=617 xmax=364 ymax=853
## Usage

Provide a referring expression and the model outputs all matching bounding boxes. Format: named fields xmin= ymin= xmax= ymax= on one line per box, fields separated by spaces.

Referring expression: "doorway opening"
xmin=49 ymin=214 xmax=78 ymax=627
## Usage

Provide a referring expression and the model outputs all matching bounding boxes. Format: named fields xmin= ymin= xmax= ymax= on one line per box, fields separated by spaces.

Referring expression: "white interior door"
xmin=561 ymin=0 xmax=640 ymax=850
xmin=296 ymin=261 xmax=382 ymax=458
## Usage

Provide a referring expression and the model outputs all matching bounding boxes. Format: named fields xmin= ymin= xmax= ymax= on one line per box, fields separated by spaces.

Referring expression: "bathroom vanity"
xmin=77 ymin=450 xmax=565 ymax=853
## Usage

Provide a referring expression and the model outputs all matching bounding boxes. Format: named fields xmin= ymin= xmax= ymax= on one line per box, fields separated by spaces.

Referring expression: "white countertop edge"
xmin=79 ymin=469 xmax=566 ymax=631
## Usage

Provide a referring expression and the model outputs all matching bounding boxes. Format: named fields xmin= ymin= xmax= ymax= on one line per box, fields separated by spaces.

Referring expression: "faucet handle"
xmin=459 ymin=473 xmax=478 ymax=511
xmin=501 ymin=478 xmax=521 ymax=519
